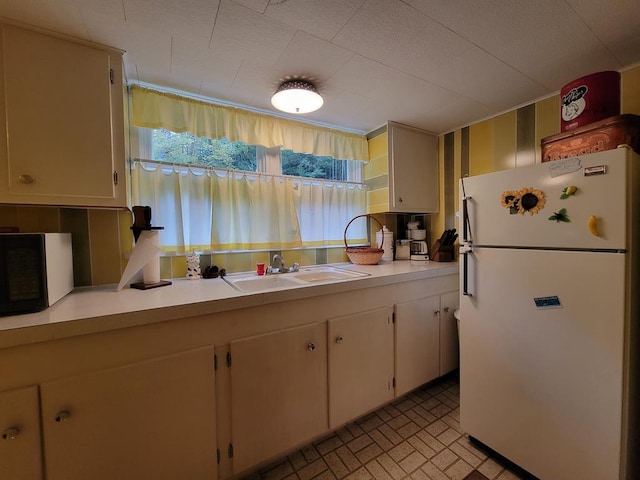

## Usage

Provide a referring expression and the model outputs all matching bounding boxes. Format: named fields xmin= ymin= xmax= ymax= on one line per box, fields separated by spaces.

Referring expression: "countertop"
xmin=0 ymin=261 xmax=458 ymax=349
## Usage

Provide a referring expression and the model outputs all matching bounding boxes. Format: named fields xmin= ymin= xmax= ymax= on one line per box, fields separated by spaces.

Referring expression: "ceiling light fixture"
xmin=271 ymin=80 xmax=323 ymax=114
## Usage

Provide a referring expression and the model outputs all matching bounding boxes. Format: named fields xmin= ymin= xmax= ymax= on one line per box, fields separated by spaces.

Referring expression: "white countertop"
xmin=0 ymin=261 xmax=458 ymax=349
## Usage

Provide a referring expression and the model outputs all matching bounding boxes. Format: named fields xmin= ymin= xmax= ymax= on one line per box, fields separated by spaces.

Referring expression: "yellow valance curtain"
xmin=130 ymin=85 xmax=369 ymax=161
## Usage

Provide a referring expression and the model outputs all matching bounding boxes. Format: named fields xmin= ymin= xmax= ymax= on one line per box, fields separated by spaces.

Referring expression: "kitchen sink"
xmin=224 ymin=275 xmax=301 ymax=293
xmin=223 ymin=266 xmax=369 ymax=293
xmin=292 ymin=267 xmax=369 ymax=283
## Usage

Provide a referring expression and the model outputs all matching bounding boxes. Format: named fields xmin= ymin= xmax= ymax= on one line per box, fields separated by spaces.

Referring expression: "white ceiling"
xmin=1 ymin=0 xmax=639 ymax=135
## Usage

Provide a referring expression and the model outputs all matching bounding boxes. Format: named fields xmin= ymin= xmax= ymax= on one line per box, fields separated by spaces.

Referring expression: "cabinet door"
xmin=0 ymin=385 xmax=42 ymax=480
xmin=328 ymin=307 xmax=394 ymax=428
xmin=395 ymin=296 xmax=441 ymax=397
xmin=214 ymin=345 xmax=233 ymax=480
xmin=439 ymin=291 xmax=460 ymax=376
xmin=40 ymin=347 xmax=217 ymax=480
xmin=230 ymin=323 xmax=327 ymax=474
xmin=0 ymin=25 xmax=126 ymax=207
xmin=388 ymin=122 xmax=439 ymax=213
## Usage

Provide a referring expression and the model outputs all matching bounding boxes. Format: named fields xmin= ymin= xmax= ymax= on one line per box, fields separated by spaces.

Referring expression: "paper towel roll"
xmin=116 ymin=229 xmax=162 ymax=290
xmin=141 ymin=230 xmax=161 ymax=284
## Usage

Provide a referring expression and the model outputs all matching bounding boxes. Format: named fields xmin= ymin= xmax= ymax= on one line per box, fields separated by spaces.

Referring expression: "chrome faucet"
xmin=268 ymin=254 xmax=299 ymax=274
xmin=272 ymin=254 xmax=284 ymax=271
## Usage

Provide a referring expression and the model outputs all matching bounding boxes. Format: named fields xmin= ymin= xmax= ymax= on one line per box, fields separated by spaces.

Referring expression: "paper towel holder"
xmin=130 ymin=206 xmax=171 ymax=290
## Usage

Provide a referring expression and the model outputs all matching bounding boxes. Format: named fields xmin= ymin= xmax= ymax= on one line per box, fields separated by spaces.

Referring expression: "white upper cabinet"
xmin=0 ymin=24 xmax=126 ymax=207
xmin=388 ymin=121 xmax=439 ymax=213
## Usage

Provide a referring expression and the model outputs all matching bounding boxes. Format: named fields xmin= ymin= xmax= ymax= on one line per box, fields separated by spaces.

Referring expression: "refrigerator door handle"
xmin=460 ymin=187 xmax=473 ymax=296
xmin=461 ymin=244 xmax=472 ymax=296
xmin=462 ymin=195 xmax=471 ymax=243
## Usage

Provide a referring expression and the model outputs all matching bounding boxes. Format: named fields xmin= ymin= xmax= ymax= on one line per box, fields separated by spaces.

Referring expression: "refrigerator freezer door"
xmin=459 ymin=248 xmax=626 ymax=480
xmin=460 ymin=148 xmax=635 ymax=250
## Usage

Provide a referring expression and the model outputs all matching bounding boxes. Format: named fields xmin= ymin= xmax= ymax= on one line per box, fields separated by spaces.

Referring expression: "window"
xmin=131 ymin=128 xmax=368 ymax=253
xmin=151 ymin=129 xmax=257 ymax=171
xmin=145 ymin=128 xmax=363 ymax=183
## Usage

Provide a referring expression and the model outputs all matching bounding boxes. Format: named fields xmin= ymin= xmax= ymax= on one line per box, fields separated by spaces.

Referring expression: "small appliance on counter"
xmin=397 ymin=217 xmax=430 ymax=261
xmin=0 ymin=233 xmax=74 ymax=315
xmin=395 ymin=239 xmax=411 ymax=259
xmin=409 ymin=240 xmax=429 ymax=262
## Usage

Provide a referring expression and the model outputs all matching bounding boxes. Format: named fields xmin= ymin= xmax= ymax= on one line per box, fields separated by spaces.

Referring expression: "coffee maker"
xmin=409 ymin=240 xmax=429 ymax=261
xmin=407 ymin=218 xmax=428 ymax=261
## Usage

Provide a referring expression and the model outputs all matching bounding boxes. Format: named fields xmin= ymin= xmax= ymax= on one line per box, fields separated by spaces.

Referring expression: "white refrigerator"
xmin=458 ymin=146 xmax=640 ymax=480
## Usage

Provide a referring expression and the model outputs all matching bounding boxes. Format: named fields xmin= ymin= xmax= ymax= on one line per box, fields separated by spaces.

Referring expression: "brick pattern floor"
xmin=245 ymin=375 xmax=528 ymax=480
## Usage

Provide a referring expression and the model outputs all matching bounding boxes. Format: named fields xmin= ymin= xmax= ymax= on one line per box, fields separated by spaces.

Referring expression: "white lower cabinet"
xmin=439 ymin=291 xmax=460 ymax=376
xmin=327 ymin=307 xmax=395 ymax=428
xmin=0 ymin=385 xmax=42 ymax=480
xmin=0 ymin=348 xmax=217 ymax=480
xmin=221 ymin=288 xmax=459 ymax=478
xmin=395 ymin=296 xmax=441 ymax=397
xmin=0 ymin=274 xmax=459 ymax=480
xmin=39 ymin=347 xmax=217 ymax=480
xmin=229 ymin=322 xmax=328 ymax=474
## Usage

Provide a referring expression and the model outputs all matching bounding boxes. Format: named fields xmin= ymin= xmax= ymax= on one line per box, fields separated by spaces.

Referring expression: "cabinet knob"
xmin=306 ymin=342 xmax=316 ymax=351
xmin=335 ymin=336 xmax=344 ymax=344
xmin=434 ymin=310 xmax=440 ymax=315
xmin=55 ymin=411 xmax=71 ymax=423
xmin=398 ymin=197 xmax=404 ymax=203
xmin=443 ymin=307 xmax=450 ymax=312
xmin=1 ymin=427 xmax=19 ymax=440
xmin=18 ymin=174 xmax=34 ymax=184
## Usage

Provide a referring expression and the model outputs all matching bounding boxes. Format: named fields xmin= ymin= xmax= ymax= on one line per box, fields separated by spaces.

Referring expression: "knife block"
xmin=431 ymin=240 xmax=454 ymax=262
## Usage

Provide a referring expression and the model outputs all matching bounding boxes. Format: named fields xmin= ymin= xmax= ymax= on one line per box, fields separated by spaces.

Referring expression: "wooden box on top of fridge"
xmin=541 ymin=114 xmax=640 ymax=163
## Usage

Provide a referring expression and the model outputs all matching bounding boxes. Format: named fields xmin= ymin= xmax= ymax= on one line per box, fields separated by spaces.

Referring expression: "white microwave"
xmin=0 ymin=233 xmax=74 ymax=316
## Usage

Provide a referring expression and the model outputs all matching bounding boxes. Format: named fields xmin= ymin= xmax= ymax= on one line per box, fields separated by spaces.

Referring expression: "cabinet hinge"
xmin=228 ymin=443 xmax=234 ymax=458
xmin=113 ymin=170 xmax=118 ymax=186
xmin=214 ymin=353 xmax=217 ymax=371
xmin=109 ymin=68 xmax=114 ymax=85
xmin=216 ymin=448 xmax=220 ymax=464
xmin=226 ymin=351 xmax=232 ymax=368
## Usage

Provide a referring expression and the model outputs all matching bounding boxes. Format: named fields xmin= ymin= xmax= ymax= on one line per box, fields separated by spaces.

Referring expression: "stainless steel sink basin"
xmin=223 ymin=266 xmax=369 ymax=293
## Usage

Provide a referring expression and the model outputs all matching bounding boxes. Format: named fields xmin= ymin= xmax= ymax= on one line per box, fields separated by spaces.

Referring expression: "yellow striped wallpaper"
xmin=440 ymin=64 xmax=640 ymax=241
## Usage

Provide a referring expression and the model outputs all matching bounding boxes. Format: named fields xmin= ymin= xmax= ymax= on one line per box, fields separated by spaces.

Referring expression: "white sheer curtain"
xmin=293 ymin=180 xmax=367 ymax=247
xmin=131 ymin=161 xmax=367 ymax=252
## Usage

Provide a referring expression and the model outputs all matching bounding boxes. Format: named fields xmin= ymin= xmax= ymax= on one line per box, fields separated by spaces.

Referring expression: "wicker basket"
xmin=344 ymin=214 xmax=384 ymax=265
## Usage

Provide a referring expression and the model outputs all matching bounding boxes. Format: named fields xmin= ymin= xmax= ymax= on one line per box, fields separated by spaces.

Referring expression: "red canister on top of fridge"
xmin=560 ymin=71 xmax=620 ymax=132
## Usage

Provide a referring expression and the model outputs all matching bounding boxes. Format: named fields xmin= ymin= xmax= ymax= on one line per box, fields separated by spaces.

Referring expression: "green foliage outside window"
xmin=152 ymin=129 xmax=257 ymax=171
xmin=151 ymin=129 xmax=352 ymax=181
xmin=281 ymin=150 xmax=347 ymax=181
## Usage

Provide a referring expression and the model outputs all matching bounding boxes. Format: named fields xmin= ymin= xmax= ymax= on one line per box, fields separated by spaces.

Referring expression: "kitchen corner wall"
xmin=432 ymin=64 xmax=640 ymax=239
